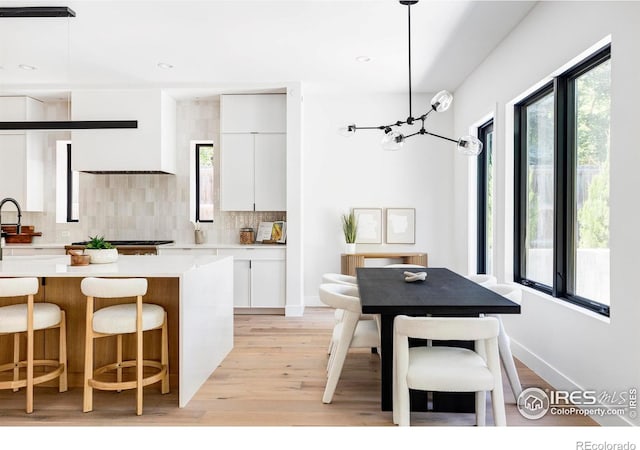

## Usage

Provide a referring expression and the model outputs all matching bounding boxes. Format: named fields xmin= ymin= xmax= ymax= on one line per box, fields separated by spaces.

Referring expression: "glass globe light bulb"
xmin=430 ymin=90 xmax=453 ymax=112
xmin=457 ymin=135 xmax=483 ymax=156
xmin=338 ymin=124 xmax=356 ymax=137
xmin=381 ymin=130 xmax=405 ymax=151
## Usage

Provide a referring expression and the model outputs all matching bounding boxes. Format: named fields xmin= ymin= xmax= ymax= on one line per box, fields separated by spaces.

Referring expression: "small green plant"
xmin=85 ymin=235 xmax=114 ymax=249
xmin=341 ymin=211 xmax=357 ymax=244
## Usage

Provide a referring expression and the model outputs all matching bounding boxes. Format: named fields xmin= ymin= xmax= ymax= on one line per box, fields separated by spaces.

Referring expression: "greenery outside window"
xmin=195 ymin=143 xmax=214 ymax=222
xmin=477 ymin=119 xmax=494 ymax=275
xmin=514 ymin=45 xmax=611 ymax=316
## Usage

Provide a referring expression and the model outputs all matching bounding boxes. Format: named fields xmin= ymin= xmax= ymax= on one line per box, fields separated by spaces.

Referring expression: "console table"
xmin=340 ymin=252 xmax=428 ymax=276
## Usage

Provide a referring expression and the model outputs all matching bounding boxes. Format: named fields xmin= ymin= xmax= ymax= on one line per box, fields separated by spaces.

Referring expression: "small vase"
xmin=345 ymin=243 xmax=357 ymax=254
xmin=84 ymin=248 xmax=119 ymax=264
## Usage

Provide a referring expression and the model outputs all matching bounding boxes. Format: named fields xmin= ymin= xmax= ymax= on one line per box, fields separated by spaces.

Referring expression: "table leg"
xmin=379 ymin=314 xmax=394 ymax=411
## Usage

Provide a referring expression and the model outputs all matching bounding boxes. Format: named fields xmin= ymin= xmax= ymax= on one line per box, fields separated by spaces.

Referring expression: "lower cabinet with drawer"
xmin=218 ymin=247 xmax=286 ymax=311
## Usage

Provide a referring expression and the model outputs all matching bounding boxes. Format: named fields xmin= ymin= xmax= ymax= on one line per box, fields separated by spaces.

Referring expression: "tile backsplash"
xmin=15 ymin=98 xmax=286 ymax=245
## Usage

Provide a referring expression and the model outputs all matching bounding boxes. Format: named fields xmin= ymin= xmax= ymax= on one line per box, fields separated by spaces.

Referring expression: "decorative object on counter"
xmin=256 ymin=221 xmax=274 ymax=243
xmin=84 ymin=236 xmax=118 ymax=264
xmin=338 ymin=1 xmax=483 ymax=156
xmin=403 ymin=271 xmax=427 ymax=282
xmin=193 ymin=221 xmax=206 ymax=244
xmin=240 ymin=227 xmax=255 ymax=245
xmin=341 ymin=211 xmax=357 ymax=254
xmin=0 ymin=225 xmax=43 ymax=244
xmin=68 ymin=249 xmax=90 ymax=266
xmin=353 ymin=208 xmax=382 ymax=244
xmin=272 ymin=221 xmax=287 ymax=244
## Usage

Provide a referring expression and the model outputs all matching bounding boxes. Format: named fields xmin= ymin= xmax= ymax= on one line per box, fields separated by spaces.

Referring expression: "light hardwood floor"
xmin=0 ymin=307 xmax=597 ymax=426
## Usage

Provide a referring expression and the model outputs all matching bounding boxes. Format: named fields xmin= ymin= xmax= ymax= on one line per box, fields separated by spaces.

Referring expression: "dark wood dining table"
xmin=357 ymin=267 xmax=521 ymax=412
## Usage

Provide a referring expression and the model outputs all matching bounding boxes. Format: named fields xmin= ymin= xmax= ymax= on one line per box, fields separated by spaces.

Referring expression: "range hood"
xmin=71 ymin=90 xmax=177 ymax=174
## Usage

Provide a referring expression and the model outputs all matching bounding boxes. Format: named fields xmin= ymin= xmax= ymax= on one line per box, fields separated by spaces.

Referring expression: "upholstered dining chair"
xmin=81 ymin=277 xmax=169 ymax=415
xmin=485 ymin=283 xmax=523 ymax=400
xmin=321 ymin=273 xmax=376 ymax=356
xmin=318 ymin=283 xmax=379 ymax=403
xmin=384 ymin=264 xmax=427 ymax=269
xmin=393 ymin=315 xmax=506 ymax=426
xmin=0 ymin=277 xmax=67 ymax=413
xmin=466 ymin=274 xmax=498 ymax=287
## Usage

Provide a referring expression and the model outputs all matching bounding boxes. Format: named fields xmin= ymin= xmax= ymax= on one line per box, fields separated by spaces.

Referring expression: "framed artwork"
xmin=353 ymin=208 xmax=382 ymax=244
xmin=386 ymin=208 xmax=415 ymax=244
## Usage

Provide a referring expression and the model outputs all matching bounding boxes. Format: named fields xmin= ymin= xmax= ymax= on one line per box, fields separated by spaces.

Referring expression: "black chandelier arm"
xmin=422 ymin=130 xmax=460 ymax=144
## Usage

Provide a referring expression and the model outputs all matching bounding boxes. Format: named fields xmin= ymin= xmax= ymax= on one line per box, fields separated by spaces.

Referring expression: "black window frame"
xmin=66 ymin=143 xmax=78 ymax=223
xmin=514 ymin=44 xmax=611 ymax=317
xmin=195 ymin=142 xmax=214 ymax=223
xmin=476 ymin=119 xmax=493 ymax=275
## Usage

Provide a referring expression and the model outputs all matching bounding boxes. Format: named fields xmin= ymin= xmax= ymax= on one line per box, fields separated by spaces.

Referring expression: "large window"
xmin=514 ymin=45 xmax=610 ymax=316
xmin=477 ymin=119 xmax=494 ymax=275
xmin=195 ymin=143 xmax=214 ymax=222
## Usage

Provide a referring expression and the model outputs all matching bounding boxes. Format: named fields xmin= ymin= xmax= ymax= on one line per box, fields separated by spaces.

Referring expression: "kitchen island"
xmin=0 ymin=254 xmax=234 ymax=407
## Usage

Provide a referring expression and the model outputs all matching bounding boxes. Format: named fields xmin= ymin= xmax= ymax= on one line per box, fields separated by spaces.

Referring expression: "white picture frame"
xmin=386 ymin=208 xmax=415 ymax=244
xmin=353 ymin=208 xmax=382 ymax=244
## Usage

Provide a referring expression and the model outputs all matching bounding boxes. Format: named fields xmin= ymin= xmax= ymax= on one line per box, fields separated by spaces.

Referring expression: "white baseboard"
xmin=304 ymin=295 xmax=325 ymax=307
xmin=511 ymin=339 xmax=633 ymax=426
xmin=285 ymin=304 xmax=305 ymax=317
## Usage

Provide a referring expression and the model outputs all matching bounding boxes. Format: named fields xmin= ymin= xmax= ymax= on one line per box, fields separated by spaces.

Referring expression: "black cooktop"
xmin=71 ymin=240 xmax=174 ymax=246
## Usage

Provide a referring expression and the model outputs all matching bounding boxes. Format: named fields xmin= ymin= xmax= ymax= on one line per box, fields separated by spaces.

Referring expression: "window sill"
xmin=518 ymin=284 xmax=611 ymax=324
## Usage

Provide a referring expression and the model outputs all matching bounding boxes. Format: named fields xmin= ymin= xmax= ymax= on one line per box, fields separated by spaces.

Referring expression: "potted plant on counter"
xmin=84 ymin=235 xmax=118 ymax=264
xmin=342 ymin=211 xmax=357 ymax=254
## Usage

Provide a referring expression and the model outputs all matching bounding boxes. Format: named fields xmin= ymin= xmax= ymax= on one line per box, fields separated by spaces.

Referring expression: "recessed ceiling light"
xmin=157 ymin=62 xmax=174 ymax=69
xmin=356 ymin=56 xmax=372 ymax=63
xmin=18 ymin=64 xmax=37 ymax=70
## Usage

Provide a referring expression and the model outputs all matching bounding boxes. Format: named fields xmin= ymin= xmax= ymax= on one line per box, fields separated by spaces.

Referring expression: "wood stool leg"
xmin=26 ymin=295 xmax=34 ymax=414
xmin=83 ymin=297 xmax=94 ymax=413
xmin=135 ymin=297 xmax=143 ymax=416
xmin=117 ymin=334 xmax=123 ymax=392
xmin=161 ymin=312 xmax=169 ymax=394
xmin=12 ymin=333 xmax=20 ymax=392
xmin=59 ymin=310 xmax=68 ymax=392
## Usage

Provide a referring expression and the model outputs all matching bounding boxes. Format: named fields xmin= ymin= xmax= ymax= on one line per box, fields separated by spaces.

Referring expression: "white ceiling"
xmin=0 ymin=0 xmax=536 ymax=99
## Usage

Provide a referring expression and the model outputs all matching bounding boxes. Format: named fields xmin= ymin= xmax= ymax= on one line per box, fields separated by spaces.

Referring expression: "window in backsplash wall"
xmin=193 ymin=141 xmax=215 ymax=222
xmin=55 ymin=140 xmax=79 ymax=223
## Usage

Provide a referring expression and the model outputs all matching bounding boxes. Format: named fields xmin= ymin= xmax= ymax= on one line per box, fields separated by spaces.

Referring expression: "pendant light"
xmin=339 ymin=0 xmax=482 ymax=156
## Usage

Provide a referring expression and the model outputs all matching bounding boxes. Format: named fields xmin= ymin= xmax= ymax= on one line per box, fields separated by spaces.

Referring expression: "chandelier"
xmin=339 ymin=0 xmax=483 ymax=155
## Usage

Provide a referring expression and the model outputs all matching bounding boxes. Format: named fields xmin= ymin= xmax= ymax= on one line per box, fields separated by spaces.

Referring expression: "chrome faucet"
xmin=0 ymin=197 xmax=22 ymax=261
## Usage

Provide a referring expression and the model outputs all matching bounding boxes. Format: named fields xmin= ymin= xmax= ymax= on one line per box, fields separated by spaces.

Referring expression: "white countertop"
xmin=4 ymin=242 xmax=285 ymax=249
xmin=0 ymin=254 xmax=231 ymax=277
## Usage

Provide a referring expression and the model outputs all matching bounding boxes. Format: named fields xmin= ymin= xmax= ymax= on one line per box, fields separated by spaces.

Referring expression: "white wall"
xmin=302 ymin=92 xmax=457 ymax=305
xmin=452 ymin=1 xmax=640 ymax=425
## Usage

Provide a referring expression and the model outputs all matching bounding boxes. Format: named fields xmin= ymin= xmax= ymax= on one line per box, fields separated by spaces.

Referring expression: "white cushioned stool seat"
xmin=0 ymin=303 xmax=61 ymax=333
xmin=93 ymin=303 xmax=165 ymax=334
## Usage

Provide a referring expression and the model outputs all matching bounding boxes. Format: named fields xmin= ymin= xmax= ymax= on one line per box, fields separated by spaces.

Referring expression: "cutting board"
xmin=1 ymin=225 xmax=42 ymax=243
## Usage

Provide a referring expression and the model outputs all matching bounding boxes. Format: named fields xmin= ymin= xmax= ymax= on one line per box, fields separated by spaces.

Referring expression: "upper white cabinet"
xmin=71 ymin=89 xmax=176 ymax=173
xmin=220 ymin=94 xmax=286 ymax=211
xmin=220 ymin=133 xmax=286 ymax=211
xmin=0 ymin=96 xmax=45 ymax=211
xmin=220 ymin=94 xmax=286 ymax=133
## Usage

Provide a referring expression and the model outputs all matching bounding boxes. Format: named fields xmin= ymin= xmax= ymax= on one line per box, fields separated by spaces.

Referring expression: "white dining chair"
xmin=466 ymin=274 xmax=498 ymax=287
xmin=318 ymin=283 xmax=379 ymax=403
xmin=321 ymin=273 xmax=375 ymax=356
xmin=393 ymin=315 xmax=506 ymax=426
xmin=485 ymin=283 xmax=523 ymax=401
xmin=384 ymin=264 xmax=427 ymax=269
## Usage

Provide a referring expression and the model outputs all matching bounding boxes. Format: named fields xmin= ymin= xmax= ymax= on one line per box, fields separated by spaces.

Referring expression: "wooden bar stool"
xmin=0 ymin=277 xmax=67 ymax=413
xmin=81 ymin=277 xmax=169 ymax=416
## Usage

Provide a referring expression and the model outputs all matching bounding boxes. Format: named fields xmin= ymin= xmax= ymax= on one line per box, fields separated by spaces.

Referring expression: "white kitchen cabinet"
xmin=218 ymin=247 xmax=286 ymax=309
xmin=220 ymin=133 xmax=286 ymax=211
xmin=71 ymin=89 xmax=176 ymax=173
xmin=220 ymin=94 xmax=286 ymax=133
xmin=0 ymin=96 xmax=44 ymax=211
xmin=4 ymin=247 xmax=66 ymax=256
